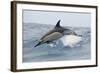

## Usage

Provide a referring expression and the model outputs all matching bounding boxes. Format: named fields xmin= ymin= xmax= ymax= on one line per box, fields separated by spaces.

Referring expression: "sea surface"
xmin=22 ymin=23 xmax=91 ymax=63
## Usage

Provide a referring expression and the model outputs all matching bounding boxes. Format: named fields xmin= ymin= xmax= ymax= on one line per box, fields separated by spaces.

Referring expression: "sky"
xmin=23 ymin=10 xmax=91 ymax=27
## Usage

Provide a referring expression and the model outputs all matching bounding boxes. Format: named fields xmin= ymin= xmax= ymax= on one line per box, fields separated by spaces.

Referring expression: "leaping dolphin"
xmin=34 ymin=20 xmax=77 ymax=47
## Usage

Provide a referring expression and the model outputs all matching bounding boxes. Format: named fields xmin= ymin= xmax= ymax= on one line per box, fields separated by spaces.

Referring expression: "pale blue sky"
xmin=23 ymin=10 xmax=91 ymax=27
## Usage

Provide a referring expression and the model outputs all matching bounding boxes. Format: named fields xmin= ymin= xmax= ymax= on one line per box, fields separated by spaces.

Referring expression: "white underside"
xmin=61 ymin=35 xmax=82 ymax=47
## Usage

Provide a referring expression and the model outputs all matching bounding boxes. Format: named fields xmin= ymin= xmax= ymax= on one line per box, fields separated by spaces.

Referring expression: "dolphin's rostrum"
xmin=34 ymin=20 xmax=77 ymax=47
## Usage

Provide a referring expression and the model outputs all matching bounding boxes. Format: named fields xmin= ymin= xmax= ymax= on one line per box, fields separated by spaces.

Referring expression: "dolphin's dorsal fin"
xmin=55 ymin=20 xmax=61 ymax=28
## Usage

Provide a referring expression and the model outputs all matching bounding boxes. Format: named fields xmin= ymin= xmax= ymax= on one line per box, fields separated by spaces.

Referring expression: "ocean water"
xmin=22 ymin=23 xmax=91 ymax=63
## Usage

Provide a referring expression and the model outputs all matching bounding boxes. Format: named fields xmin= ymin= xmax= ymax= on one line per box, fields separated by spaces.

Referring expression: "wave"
xmin=22 ymin=23 xmax=91 ymax=62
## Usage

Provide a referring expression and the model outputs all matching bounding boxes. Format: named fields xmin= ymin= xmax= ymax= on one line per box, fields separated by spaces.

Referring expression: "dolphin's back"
xmin=41 ymin=29 xmax=56 ymax=40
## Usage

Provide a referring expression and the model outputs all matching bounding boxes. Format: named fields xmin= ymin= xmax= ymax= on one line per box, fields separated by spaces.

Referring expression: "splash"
xmin=61 ymin=35 xmax=82 ymax=47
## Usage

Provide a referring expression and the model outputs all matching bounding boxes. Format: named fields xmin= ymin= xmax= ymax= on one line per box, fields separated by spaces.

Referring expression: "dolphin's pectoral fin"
xmin=46 ymin=41 xmax=56 ymax=44
xmin=46 ymin=40 xmax=57 ymax=47
xmin=46 ymin=41 xmax=51 ymax=44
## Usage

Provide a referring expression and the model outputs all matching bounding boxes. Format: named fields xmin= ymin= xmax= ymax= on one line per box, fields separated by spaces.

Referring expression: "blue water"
xmin=22 ymin=23 xmax=91 ymax=63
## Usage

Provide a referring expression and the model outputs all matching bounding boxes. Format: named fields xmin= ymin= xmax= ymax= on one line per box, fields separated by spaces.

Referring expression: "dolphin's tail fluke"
xmin=34 ymin=42 xmax=42 ymax=47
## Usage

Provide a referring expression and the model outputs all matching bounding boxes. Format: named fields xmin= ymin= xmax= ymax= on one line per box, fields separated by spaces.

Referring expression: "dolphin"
xmin=34 ymin=20 xmax=77 ymax=47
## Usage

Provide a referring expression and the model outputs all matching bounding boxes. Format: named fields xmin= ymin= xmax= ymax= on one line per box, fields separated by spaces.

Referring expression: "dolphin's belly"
xmin=42 ymin=32 xmax=63 ymax=42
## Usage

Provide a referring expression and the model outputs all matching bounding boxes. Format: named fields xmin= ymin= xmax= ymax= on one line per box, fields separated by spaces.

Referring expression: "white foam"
xmin=61 ymin=35 xmax=82 ymax=47
xmin=49 ymin=43 xmax=54 ymax=47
